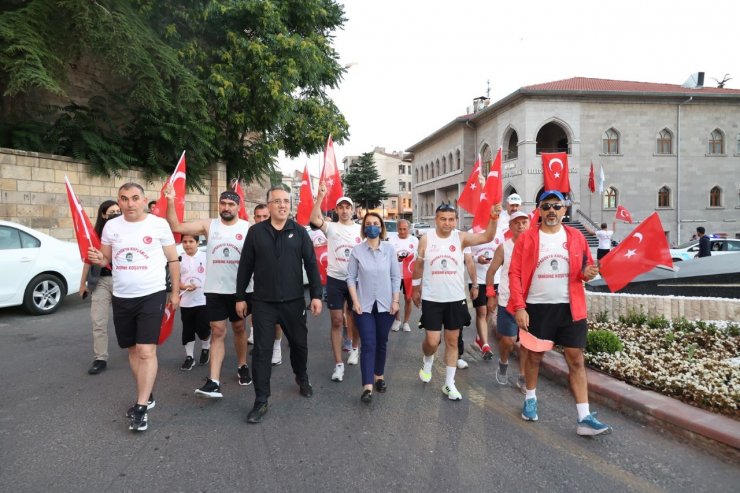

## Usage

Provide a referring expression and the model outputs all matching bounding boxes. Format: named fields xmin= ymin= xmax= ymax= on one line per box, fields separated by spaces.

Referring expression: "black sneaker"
xmin=295 ymin=375 xmax=313 ymax=398
xmin=126 ymin=394 xmax=155 ymax=419
xmin=88 ymin=359 xmax=107 ymax=375
xmin=199 ymin=348 xmax=210 ymax=366
xmin=180 ymin=356 xmax=196 ymax=371
xmin=238 ymin=365 xmax=252 ymax=386
xmin=194 ymin=378 xmax=222 ymax=398
xmin=246 ymin=402 xmax=268 ymax=424
xmin=129 ymin=404 xmax=148 ymax=432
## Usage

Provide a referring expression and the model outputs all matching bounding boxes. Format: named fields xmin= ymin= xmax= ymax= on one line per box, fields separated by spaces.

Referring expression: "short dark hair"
xmin=254 ymin=203 xmax=268 ymax=214
xmin=148 ymin=200 xmax=157 ymax=209
xmin=696 ymin=226 xmax=706 ymax=234
xmin=266 ymin=185 xmax=288 ymax=202
xmin=600 ymin=223 xmax=607 ymax=229
xmin=120 ymin=182 xmax=145 ymax=194
xmin=181 ymin=233 xmax=200 ymax=242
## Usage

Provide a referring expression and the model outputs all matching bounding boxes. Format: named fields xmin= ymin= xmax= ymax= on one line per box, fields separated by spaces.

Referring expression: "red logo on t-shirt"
xmin=197 ymin=265 xmax=205 ymax=273
xmin=355 ymin=237 xmax=361 ymax=243
xmin=236 ymin=234 xmax=243 ymax=241
xmin=143 ymin=236 xmax=152 ymax=244
xmin=409 ymin=244 xmax=415 ymax=249
xmin=449 ymin=245 xmax=456 ymax=252
xmin=563 ymin=242 xmax=569 ymax=250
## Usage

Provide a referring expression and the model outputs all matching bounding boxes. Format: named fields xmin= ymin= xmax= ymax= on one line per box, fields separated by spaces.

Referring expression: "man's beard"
xmin=220 ymin=211 xmax=235 ymax=221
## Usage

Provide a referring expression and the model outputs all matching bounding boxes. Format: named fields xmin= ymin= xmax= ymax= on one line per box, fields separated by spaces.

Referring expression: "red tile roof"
xmin=523 ymin=77 xmax=740 ymax=95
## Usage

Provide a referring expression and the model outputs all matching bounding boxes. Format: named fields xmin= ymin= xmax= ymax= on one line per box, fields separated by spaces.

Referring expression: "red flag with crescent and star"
xmin=151 ymin=151 xmax=187 ymax=243
xmin=541 ymin=152 xmax=571 ymax=193
xmin=588 ymin=161 xmax=596 ymax=193
xmin=615 ymin=205 xmax=633 ymax=223
xmin=158 ymin=302 xmax=175 ymax=344
xmin=402 ymin=253 xmax=415 ymax=300
xmin=598 ymin=212 xmax=672 ymax=292
xmin=314 ymin=243 xmax=328 ymax=285
xmin=232 ymin=179 xmax=249 ymax=221
xmin=458 ymin=155 xmax=482 ymax=215
xmin=320 ymin=135 xmax=343 ymax=212
xmin=472 ymin=147 xmax=503 ymax=232
xmin=296 ymin=163 xmax=313 ymax=226
xmin=64 ymin=176 xmax=101 ymax=263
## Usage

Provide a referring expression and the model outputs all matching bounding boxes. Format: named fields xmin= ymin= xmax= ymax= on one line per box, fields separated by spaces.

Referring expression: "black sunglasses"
xmin=539 ymin=203 xmax=564 ymax=211
xmin=436 ymin=204 xmax=455 ymax=212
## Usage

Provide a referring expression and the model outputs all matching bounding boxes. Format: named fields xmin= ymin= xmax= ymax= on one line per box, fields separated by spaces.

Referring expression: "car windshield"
xmin=674 ymin=240 xmax=699 ymax=250
xmin=385 ymin=221 xmax=397 ymax=232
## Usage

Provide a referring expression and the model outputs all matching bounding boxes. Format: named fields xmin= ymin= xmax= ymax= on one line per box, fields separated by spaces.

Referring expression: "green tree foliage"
xmin=343 ymin=152 xmax=388 ymax=210
xmin=0 ymin=0 xmax=349 ymax=184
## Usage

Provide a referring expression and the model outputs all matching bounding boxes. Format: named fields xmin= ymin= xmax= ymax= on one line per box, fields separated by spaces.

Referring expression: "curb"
xmin=538 ymin=351 xmax=740 ymax=451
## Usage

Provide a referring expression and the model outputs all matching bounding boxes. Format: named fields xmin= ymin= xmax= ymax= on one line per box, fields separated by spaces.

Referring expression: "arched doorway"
xmin=536 ymin=122 xmax=569 ymax=154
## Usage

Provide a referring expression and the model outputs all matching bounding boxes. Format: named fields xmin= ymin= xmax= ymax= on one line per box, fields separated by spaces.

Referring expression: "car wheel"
xmin=23 ymin=274 xmax=65 ymax=315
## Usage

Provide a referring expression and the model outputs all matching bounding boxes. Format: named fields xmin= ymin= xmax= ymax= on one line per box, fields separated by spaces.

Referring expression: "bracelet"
xmin=411 ymin=278 xmax=421 ymax=286
xmin=168 ymin=259 xmax=179 ymax=263
xmin=392 ymin=300 xmax=400 ymax=303
xmin=486 ymin=285 xmax=496 ymax=297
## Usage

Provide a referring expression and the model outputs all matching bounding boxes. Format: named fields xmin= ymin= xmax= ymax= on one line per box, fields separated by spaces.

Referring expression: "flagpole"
xmin=169 ymin=150 xmax=186 ymax=185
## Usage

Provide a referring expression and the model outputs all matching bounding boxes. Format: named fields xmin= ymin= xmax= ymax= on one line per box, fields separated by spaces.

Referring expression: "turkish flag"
xmin=320 ymin=135 xmax=343 ymax=212
xmin=232 ymin=179 xmax=249 ymax=221
xmin=528 ymin=207 xmax=540 ymax=230
xmin=158 ymin=302 xmax=175 ymax=344
xmin=458 ymin=155 xmax=482 ymax=214
xmin=615 ymin=205 xmax=633 ymax=223
xmin=541 ymin=152 xmax=570 ymax=193
xmin=588 ymin=162 xmax=596 ymax=193
xmin=64 ymin=176 xmax=101 ymax=263
xmin=151 ymin=151 xmax=187 ymax=243
xmin=472 ymin=148 xmax=503 ymax=232
xmin=599 ymin=212 xmax=673 ymax=292
xmin=314 ymin=243 xmax=328 ymax=285
xmin=402 ymin=253 xmax=415 ymax=301
xmin=296 ymin=163 xmax=314 ymax=226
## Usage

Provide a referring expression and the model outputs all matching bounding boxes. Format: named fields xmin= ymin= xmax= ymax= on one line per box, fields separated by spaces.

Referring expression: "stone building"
xmin=407 ymin=76 xmax=740 ymax=244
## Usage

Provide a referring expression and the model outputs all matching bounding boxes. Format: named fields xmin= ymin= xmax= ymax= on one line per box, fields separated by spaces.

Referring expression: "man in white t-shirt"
xmin=388 ymin=219 xmax=418 ymax=333
xmin=584 ymin=221 xmax=616 ymax=261
xmin=310 ymin=188 xmax=362 ymax=383
xmin=88 ymin=182 xmax=180 ymax=432
xmin=164 ymin=185 xmax=251 ymax=398
xmin=508 ymin=190 xmax=611 ymax=437
xmin=463 ymin=233 xmax=499 ymax=363
xmin=411 ymin=202 xmax=502 ymax=401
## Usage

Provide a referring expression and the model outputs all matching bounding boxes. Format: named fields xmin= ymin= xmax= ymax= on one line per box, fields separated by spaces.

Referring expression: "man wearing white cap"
xmin=311 ymin=188 xmax=362 ymax=383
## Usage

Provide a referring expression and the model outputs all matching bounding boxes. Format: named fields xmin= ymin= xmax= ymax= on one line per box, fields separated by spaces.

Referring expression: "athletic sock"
xmin=422 ymin=355 xmax=434 ymax=373
xmin=445 ymin=366 xmax=456 ymax=387
xmin=201 ymin=337 xmax=211 ymax=350
xmin=185 ymin=341 xmax=195 ymax=358
xmin=525 ymin=388 xmax=537 ymax=400
xmin=335 ymin=363 xmax=344 ymax=368
xmin=211 ymin=379 xmax=220 ymax=386
xmin=273 ymin=338 xmax=281 ymax=349
xmin=576 ymin=403 xmax=590 ymax=421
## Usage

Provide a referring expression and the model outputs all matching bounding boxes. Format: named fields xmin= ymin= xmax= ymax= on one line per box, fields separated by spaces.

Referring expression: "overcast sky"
xmin=279 ymin=0 xmax=738 ymax=175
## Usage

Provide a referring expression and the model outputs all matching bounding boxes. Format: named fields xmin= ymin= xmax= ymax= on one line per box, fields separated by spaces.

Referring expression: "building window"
xmin=442 ymin=156 xmax=446 ymax=174
xmin=657 ymin=129 xmax=672 ymax=154
xmin=602 ymin=128 xmax=620 ymax=154
xmin=399 ymin=181 xmax=406 ymax=192
xmin=480 ymin=144 xmax=492 ymax=175
xmin=658 ymin=186 xmax=671 ymax=208
xmin=504 ymin=128 xmax=519 ymax=160
xmin=708 ymin=129 xmax=724 ymax=154
xmin=710 ymin=186 xmax=722 ymax=207
xmin=448 ymin=153 xmax=453 ymax=171
xmin=435 ymin=159 xmax=440 ymax=177
xmin=415 ymin=169 xmax=418 ymax=183
xmin=456 ymin=150 xmax=461 ymax=169
xmin=603 ymin=186 xmax=617 ymax=209
xmin=398 ymin=164 xmax=405 ymax=174
xmin=391 ymin=200 xmax=396 ymax=209
xmin=424 ymin=164 xmax=429 ymax=181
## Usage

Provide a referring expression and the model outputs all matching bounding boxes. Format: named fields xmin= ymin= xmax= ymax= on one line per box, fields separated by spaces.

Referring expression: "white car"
xmin=412 ymin=222 xmax=432 ymax=238
xmin=384 ymin=220 xmax=398 ymax=241
xmin=0 ymin=220 xmax=83 ymax=315
xmin=669 ymin=237 xmax=740 ymax=261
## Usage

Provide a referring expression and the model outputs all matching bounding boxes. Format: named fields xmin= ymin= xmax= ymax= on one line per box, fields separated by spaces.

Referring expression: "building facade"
xmin=407 ymin=77 xmax=740 ymax=244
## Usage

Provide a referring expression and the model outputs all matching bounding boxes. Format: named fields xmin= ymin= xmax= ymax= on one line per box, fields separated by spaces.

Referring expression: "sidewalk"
xmin=538 ymin=350 xmax=740 ymax=451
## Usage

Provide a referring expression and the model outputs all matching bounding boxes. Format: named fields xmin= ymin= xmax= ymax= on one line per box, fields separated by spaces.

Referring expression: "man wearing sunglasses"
xmin=507 ymin=190 xmax=611 ymax=436
xmin=412 ymin=201 xmax=502 ymax=401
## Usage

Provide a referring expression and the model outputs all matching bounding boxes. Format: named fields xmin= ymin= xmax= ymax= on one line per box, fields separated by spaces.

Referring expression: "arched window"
xmin=710 ymin=186 xmax=722 ymax=207
xmin=480 ymin=144 xmax=492 ymax=175
xmin=708 ymin=129 xmax=724 ymax=154
xmin=456 ymin=149 xmax=461 ymax=169
xmin=415 ymin=168 xmax=419 ymax=183
xmin=658 ymin=186 xmax=671 ymax=208
xmin=424 ymin=164 xmax=429 ymax=181
xmin=449 ymin=153 xmax=454 ymax=171
xmin=602 ymin=128 xmax=620 ymax=154
xmin=442 ymin=156 xmax=446 ymax=175
xmin=435 ymin=159 xmax=440 ymax=177
xmin=504 ymin=128 xmax=519 ymax=160
xmin=602 ymin=186 xmax=617 ymax=209
xmin=657 ymin=128 xmax=672 ymax=154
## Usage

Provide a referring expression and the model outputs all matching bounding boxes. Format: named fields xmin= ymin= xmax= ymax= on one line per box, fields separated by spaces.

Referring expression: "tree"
xmin=343 ymin=152 xmax=388 ymax=210
xmin=0 ymin=0 xmax=349 ymax=185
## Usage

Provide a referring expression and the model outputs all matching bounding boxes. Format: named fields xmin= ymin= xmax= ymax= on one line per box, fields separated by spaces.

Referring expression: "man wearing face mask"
xmin=508 ymin=190 xmax=610 ymax=436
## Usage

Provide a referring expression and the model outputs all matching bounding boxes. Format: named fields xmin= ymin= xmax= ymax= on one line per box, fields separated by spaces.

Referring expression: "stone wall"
xmin=587 ymin=292 xmax=739 ymax=322
xmin=0 ymin=148 xmax=269 ymax=241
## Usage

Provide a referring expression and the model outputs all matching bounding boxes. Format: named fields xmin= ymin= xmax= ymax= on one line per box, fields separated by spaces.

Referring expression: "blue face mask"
xmin=364 ymin=225 xmax=381 ymax=239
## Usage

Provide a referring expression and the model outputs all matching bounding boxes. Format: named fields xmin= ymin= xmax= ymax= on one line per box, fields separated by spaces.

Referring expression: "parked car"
xmin=0 ymin=220 xmax=83 ymax=315
xmin=669 ymin=237 xmax=740 ymax=261
xmin=412 ymin=222 xmax=432 ymax=238
xmin=384 ymin=220 xmax=398 ymax=241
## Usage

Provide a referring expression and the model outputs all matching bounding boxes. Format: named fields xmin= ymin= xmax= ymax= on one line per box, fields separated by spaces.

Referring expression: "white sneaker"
xmin=248 ymin=327 xmax=254 ymax=345
xmin=331 ymin=365 xmax=344 ymax=382
xmin=457 ymin=358 xmax=469 ymax=369
xmin=347 ymin=348 xmax=360 ymax=365
xmin=442 ymin=383 xmax=463 ymax=401
xmin=271 ymin=344 xmax=282 ymax=366
xmin=391 ymin=320 xmax=402 ymax=332
xmin=402 ymin=323 xmax=411 ymax=332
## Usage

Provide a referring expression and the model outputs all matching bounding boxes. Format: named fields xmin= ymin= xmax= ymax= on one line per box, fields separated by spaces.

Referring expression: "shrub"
xmin=586 ymin=330 xmax=624 ymax=354
xmin=594 ymin=310 xmax=610 ymax=324
xmin=672 ymin=316 xmax=695 ymax=333
xmin=726 ymin=322 xmax=740 ymax=337
xmin=618 ymin=308 xmax=647 ymax=327
xmin=646 ymin=314 xmax=670 ymax=330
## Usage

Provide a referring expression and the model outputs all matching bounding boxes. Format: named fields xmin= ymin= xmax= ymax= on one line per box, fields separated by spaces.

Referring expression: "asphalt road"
xmin=0 ymin=295 xmax=738 ymax=493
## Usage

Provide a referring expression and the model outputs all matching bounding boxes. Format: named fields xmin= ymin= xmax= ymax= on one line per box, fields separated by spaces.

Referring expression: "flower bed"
xmin=584 ymin=313 xmax=740 ymax=418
